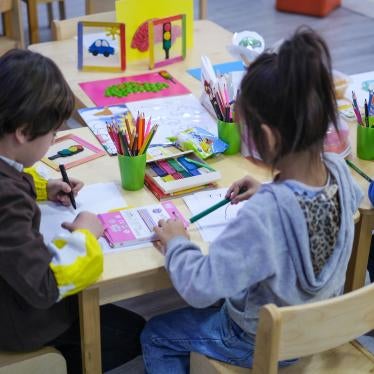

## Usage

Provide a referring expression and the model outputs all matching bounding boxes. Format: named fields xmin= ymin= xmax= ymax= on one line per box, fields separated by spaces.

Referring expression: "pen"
xmin=365 ymin=99 xmax=370 ymax=127
xmin=189 ymin=187 xmax=247 ymax=223
xmin=59 ymin=164 xmax=77 ymax=209
xmin=184 ymin=157 xmax=216 ymax=172
xmin=346 ymin=159 xmax=372 ymax=183
xmin=189 ymin=197 xmax=230 ymax=223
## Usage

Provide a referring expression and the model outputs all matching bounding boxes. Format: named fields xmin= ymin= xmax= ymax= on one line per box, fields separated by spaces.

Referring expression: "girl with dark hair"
xmin=140 ymin=28 xmax=362 ymax=373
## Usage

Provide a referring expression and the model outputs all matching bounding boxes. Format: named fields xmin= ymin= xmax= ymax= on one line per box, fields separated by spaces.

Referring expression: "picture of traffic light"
xmin=148 ymin=14 xmax=186 ymax=70
xmin=162 ymin=22 xmax=172 ymax=59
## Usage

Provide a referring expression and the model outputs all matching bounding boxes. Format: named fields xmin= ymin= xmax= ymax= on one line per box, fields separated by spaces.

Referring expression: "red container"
xmin=276 ymin=0 xmax=341 ymax=17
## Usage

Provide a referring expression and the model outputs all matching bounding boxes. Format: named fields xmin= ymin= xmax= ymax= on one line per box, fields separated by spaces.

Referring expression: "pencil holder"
xmin=357 ymin=124 xmax=374 ymax=160
xmin=217 ymin=120 xmax=241 ymax=155
xmin=118 ymin=153 xmax=147 ymax=191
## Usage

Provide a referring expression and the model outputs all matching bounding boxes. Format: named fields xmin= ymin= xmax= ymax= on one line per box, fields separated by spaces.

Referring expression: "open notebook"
xmin=98 ymin=201 xmax=188 ymax=248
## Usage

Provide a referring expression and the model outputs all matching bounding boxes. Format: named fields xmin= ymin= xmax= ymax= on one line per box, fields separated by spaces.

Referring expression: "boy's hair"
xmin=237 ymin=27 xmax=337 ymax=165
xmin=0 ymin=49 xmax=74 ymax=140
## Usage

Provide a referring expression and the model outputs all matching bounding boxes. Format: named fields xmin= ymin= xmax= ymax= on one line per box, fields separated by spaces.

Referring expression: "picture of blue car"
xmin=88 ymin=39 xmax=115 ymax=57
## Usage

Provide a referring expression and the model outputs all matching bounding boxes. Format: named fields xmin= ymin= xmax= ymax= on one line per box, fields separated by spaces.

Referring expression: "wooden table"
xmin=29 ymin=20 xmax=373 ymax=373
xmin=343 ymin=71 xmax=374 ymax=292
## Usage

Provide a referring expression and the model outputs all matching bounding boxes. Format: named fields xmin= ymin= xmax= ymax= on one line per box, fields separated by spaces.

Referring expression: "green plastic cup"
xmin=357 ymin=125 xmax=374 ymax=160
xmin=217 ymin=120 xmax=241 ymax=155
xmin=118 ymin=153 xmax=147 ymax=191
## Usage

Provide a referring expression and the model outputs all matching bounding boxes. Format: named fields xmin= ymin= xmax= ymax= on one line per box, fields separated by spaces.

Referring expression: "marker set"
xmin=145 ymin=153 xmax=221 ymax=194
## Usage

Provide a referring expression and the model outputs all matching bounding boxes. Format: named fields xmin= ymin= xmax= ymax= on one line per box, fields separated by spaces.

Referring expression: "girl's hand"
xmin=47 ymin=178 xmax=83 ymax=206
xmin=62 ymin=211 xmax=104 ymax=238
xmin=153 ymin=218 xmax=189 ymax=255
xmin=225 ymin=175 xmax=261 ymax=204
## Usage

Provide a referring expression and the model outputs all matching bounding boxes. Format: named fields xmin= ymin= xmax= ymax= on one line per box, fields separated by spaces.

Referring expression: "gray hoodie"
xmin=165 ymin=153 xmax=363 ymax=334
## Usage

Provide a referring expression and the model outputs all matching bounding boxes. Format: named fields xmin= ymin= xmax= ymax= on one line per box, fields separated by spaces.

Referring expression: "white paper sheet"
xmin=184 ymin=188 xmax=245 ymax=242
xmin=126 ymin=94 xmax=218 ymax=145
xmin=38 ymin=182 xmax=127 ymax=252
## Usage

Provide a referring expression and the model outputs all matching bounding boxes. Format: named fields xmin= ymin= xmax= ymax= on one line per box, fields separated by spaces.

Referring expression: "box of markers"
xmin=145 ymin=145 xmax=221 ymax=195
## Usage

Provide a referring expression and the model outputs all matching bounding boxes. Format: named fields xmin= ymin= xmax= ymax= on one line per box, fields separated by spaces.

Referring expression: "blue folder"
xmin=187 ymin=60 xmax=244 ymax=81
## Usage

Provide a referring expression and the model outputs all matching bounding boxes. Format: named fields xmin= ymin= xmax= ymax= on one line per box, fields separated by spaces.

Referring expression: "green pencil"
xmin=184 ymin=157 xmax=216 ymax=171
xmin=189 ymin=186 xmax=247 ymax=223
xmin=189 ymin=197 xmax=230 ymax=223
xmin=346 ymin=159 xmax=372 ymax=183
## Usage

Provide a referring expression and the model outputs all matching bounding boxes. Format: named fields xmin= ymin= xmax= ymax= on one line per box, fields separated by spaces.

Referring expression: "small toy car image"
xmin=88 ymin=39 xmax=115 ymax=57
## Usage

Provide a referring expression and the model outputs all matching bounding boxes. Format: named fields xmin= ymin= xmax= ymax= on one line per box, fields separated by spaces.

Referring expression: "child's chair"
xmin=52 ymin=11 xmax=115 ymax=41
xmin=190 ymin=282 xmax=374 ymax=374
xmin=0 ymin=0 xmax=24 ymax=55
xmin=21 ymin=0 xmax=65 ymax=44
xmin=0 ymin=346 xmax=67 ymax=374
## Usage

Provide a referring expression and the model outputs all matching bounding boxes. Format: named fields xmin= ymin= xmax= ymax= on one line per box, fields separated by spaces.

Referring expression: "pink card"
xmin=79 ymin=71 xmax=190 ymax=106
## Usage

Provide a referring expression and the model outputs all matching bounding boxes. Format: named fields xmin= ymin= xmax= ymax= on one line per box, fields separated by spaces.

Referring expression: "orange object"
xmin=276 ymin=0 xmax=341 ymax=17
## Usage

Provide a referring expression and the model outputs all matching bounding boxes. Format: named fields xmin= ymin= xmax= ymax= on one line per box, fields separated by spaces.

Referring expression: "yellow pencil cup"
xmin=357 ymin=124 xmax=374 ymax=160
xmin=118 ymin=153 xmax=147 ymax=191
xmin=217 ymin=120 xmax=241 ymax=155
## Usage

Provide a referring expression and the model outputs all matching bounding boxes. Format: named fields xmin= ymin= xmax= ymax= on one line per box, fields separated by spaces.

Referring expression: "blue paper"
xmin=187 ymin=60 xmax=244 ymax=81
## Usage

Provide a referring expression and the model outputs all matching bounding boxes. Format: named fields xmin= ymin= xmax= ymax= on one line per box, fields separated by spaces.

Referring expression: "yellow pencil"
xmin=139 ymin=124 xmax=158 ymax=155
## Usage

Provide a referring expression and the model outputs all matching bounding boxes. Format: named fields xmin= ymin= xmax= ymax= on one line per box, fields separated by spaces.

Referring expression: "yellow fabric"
xmin=24 ymin=167 xmax=48 ymax=201
xmin=49 ymin=229 xmax=103 ymax=300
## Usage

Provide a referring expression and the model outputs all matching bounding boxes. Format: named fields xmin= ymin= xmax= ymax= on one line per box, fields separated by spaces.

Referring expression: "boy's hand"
xmin=47 ymin=178 xmax=83 ymax=206
xmin=225 ymin=175 xmax=261 ymax=204
xmin=62 ymin=211 xmax=104 ymax=238
xmin=153 ymin=218 xmax=189 ymax=255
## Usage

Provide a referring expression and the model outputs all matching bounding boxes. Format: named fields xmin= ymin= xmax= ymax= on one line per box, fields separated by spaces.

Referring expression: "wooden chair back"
xmin=52 ymin=11 xmax=115 ymax=41
xmin=0 ymin=0 xmax=24 ymax=54
xmin=252 ymin=282 xmax=374 ymax=373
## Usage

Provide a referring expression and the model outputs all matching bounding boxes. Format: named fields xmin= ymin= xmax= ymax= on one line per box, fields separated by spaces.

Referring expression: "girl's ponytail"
xmin=238 ymin=27 xmax=337 ymax=166
xmin=277 ymin=27 xmax=337 ymax=153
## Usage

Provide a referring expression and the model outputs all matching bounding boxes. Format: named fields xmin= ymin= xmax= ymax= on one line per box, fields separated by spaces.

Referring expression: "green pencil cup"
xmin=118 ymin=153 xmax=147 ymax=191
xmin=217 ymin=120 xmax=241 ymax=155
xmin=357 ymin=124 xmax=374 ymax=160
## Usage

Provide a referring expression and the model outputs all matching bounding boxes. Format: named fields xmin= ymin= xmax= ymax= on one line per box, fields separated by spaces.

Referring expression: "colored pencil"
xmin=189 ymin=197 xmax=230 ymax=223
xmin=189 ymin=186 xmax=247 ymax=223
xmin=109 ymin=113 xmax=157 ymax=157
xmin=346 ymin=159 xmax=372 ymax=183
xmin=139 ymin=125 xmax=158 ymax=155
xmin=184 ymin=157 xmax=216 ymax=171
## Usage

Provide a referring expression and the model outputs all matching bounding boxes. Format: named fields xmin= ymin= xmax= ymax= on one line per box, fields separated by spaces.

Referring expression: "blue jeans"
xmin=141 ymin=305 xmax=256 ymax=373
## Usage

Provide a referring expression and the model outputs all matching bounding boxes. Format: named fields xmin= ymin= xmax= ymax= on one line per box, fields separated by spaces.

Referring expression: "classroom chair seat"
xmin=190 ymin=282 xmax=374 ymax=374
xmin=190 ymin=341 xmax=374 ymax=373
xmin=0 ymin=346 xmax=67 ymax=374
